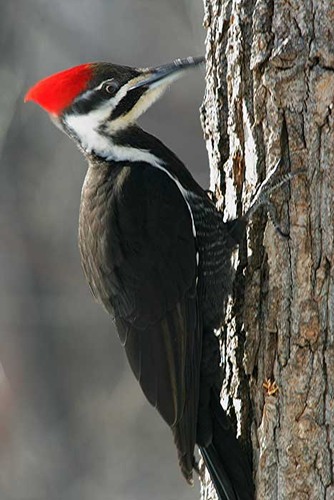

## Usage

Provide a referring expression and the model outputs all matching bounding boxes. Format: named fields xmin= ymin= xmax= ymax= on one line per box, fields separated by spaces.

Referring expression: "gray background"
xmin=0 ymin=1 xmax=208 ymax=499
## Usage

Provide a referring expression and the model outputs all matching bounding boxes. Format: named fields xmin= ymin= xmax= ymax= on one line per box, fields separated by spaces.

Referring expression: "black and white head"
xmin=25 ymin=57 xmax=204 ymax=156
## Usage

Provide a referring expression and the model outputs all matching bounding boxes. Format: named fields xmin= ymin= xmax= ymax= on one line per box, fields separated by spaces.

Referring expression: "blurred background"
xmin=0 ymin=1 xmax=207 ymax=499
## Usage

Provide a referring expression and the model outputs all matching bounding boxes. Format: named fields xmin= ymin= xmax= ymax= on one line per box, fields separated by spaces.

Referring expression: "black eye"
xmin=102 ymin=80 xmax=119 ymax=96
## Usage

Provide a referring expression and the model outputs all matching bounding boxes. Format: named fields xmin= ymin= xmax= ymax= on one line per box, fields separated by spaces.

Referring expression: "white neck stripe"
xmin=104 ymin=144 xmax=198 ymax=239
xmin=152 ymin=163 xmax=197 ymax=238
xmin=65 ymin=112 xmax=197 ymax=239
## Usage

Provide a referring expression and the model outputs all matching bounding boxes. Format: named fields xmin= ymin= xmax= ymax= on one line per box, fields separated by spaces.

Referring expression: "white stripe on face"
xmin=64 ymin=72 xmax=171 ymax=152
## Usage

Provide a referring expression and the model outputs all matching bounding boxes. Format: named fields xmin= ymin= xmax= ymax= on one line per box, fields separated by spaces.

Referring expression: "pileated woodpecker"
xmin=25 ymin=56 xmax=290 ymax=499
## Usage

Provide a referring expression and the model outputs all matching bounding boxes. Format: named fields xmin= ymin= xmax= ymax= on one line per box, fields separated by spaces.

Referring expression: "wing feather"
xmin=81 ymin=163 xmax=202 ymax=479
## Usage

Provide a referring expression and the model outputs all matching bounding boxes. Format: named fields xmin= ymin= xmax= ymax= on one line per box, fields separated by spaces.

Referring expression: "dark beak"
xmin=130 ymin=56 xmax=205 ymax=90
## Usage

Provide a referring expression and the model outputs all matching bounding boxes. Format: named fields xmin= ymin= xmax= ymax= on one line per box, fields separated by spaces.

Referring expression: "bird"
xmin=24 ymin=56 xmax=266 ymax=499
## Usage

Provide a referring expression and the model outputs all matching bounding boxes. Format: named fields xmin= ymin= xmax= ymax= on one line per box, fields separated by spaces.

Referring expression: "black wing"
xmin=98 ymin=164 xmax=201 ymax=480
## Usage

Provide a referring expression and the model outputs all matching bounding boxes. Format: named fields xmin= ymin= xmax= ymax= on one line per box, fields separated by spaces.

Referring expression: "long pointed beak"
xmin=130 ymin=56 xmax=205 ymax=91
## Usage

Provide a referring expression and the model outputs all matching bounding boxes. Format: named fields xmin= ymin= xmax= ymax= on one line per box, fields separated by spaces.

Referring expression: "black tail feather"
xmin=200 ymin=391 xmax=254 ymax=500
xmin=201 ymin=445 xmax=237 ymax=500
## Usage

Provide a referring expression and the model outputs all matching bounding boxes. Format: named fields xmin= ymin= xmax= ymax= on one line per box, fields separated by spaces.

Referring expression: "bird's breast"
xmin=78 ymin=162 xmax=126 ymax=314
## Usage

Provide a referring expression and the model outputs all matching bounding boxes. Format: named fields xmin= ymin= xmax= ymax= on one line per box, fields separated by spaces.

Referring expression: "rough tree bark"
xmin=200 ymin=1 xmax=334 ymax=499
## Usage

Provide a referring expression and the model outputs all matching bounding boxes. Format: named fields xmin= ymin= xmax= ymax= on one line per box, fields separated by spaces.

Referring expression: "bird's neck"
xmin=84 ymin=125 xmax=205 ymax=196
xmin=86 ymin=125 xmax=168 ymax=168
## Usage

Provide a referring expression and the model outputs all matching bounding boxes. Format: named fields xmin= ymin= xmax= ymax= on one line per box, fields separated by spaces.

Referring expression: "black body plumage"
xmin=26 ymin=58 xmax=258 ymax=500
xmin=79 ymin=127 xmax=254 ymax=499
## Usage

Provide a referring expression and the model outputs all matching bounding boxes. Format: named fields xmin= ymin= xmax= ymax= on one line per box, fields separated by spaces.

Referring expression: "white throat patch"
xmin=65 ymin=109 xmax=163 ymax=167
xmin=65 ymin=107 xmax=111 ymax=156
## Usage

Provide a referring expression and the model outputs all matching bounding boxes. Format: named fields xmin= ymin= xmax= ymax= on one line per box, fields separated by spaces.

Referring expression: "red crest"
xmin=24 ymin=63 xmax=93 ymax=115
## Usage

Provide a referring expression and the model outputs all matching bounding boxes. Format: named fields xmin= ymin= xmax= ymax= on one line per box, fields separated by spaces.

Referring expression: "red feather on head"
xmin=24 ymin=63 xmax=93 ymax=115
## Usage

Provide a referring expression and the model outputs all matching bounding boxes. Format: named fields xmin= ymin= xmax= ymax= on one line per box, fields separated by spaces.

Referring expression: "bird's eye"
xmin=102 ymin=80 xmax=119 ymax=96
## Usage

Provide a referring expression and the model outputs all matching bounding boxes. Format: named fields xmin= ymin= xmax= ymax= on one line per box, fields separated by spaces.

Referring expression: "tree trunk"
xmin=200 ymin=0 xmax=334 ymax=498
